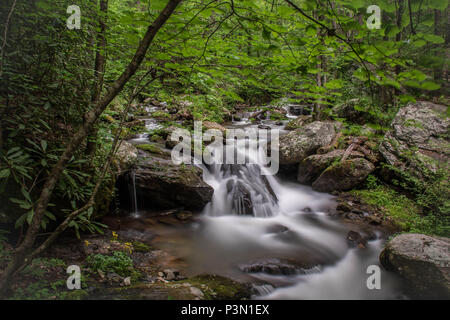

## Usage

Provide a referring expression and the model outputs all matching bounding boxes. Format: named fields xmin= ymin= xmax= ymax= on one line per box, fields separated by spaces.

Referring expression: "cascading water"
xmin=130 ymin=169 xmax=138 ymax=217
xmin=189 ymin=123 xmax=404 ymax=299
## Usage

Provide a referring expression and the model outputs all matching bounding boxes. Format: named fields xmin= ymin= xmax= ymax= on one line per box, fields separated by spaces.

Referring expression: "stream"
xmin=124 ymin=111 xmax=406 ymax=300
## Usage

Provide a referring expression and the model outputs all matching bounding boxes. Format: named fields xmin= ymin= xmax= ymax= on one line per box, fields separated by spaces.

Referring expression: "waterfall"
xmin=200 ymin=127 xmax=279 ymax=217
xmin=189 ymin=122 xmax=404 ymax=299
xmin=130 ymin=169 xmax=138 ymax=216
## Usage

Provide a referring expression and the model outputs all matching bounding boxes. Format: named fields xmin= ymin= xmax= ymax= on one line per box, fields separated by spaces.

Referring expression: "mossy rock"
xmin=176 ymin=274 xmax=251 ymax=300
xmin=131 ymin=241 xmax=152 ymax=253
xmin=151 ymin=111 xmax=173 ymax=121
xmin=136 ymin=144 xmax=167 ymax=156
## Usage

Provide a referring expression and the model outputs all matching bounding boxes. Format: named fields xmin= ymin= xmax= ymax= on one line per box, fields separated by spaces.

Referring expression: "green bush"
xmin=86 ymin=251 xmax=133 ymax=277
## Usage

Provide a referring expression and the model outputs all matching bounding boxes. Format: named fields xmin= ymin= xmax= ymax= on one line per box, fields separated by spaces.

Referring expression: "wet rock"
xmin=107 ymin=272 xmax=122 ymax=283
xmin=312 ymin=158 xmax=375 ymax=192
xmin=266 ymin=224 xmax=289 ymax=234
xmin=203 ymin=121 xmax=227 ymax=134
xmin=189 ymin=286 xmax=204 ymax=299
xmin=346 ymin=230 xmax=367 ymax=248
xmin=336 ymin=201 xmax=352 ymax=212
xmin=379 ymin=101 xmax=449 ymax=186
xmin=175 ymin=211 xmax=193 ymax=221
xmin=240 ymin=259 xmax=301 ymax=275
xmin=279 ymin=121 xmax=339 ymax=164
xmin=118 ymin=155 xmax=214 ymax=211
xmin=257 ymin=124 xmax=272 ymax=130
xmin=123 ymin=277 xmax=131 ymax=286
xmin=380 ymin=233 xmax=450 ymax=299
xmin=164 ymin=269 xmax=179 ymax=281
xmin=226 ymin=180 xmax=253 ymax=215
xmin=239 ymin=258 xmax=319 ymax=277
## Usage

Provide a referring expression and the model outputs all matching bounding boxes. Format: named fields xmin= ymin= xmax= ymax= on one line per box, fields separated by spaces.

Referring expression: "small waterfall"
xmin=201 ymin=127 xmax=279 ymax=217
xmin=130 ymin=169 xmax=138 ymax=216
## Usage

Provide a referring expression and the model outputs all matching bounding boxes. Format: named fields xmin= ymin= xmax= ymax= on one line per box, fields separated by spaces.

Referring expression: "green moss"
xmin=131 ymin=241 xmax=152 ymax=253
xmin=269 ymin=111 xmax=287 ymax=120
xmin=176 ymin=274 xmax=250 ymax=300
xmin=151 ymin=111 xmax=172 ymax=120
xmin=136 ymin=144 xmax=165 ymax=155
xmin=350 ymin=186 xmax=448 ymax=235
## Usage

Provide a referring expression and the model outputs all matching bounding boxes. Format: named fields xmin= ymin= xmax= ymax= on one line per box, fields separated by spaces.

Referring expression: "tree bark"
xmin=86 ymin=0 xmax=109 ymax=157
xmin=0 ymin=0 xmax=182 ymax=296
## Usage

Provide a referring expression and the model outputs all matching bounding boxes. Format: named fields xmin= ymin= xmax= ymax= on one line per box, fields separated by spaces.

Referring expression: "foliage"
xmin=353 ymin=174 xmax=449 ymax=236
xmin=86 ymin=251 xmax=135 ymax=277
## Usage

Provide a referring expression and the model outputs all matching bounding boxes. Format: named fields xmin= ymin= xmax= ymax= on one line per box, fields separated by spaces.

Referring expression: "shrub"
xmin=86 ymin=251 xmax=133 ymax=277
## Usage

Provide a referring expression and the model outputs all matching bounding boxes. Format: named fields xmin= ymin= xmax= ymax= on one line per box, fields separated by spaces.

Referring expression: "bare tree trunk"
xmin=0 ymin=0 xmax=182 ymax=296
xmin=86 ymin=0 xmax=109 ymax=157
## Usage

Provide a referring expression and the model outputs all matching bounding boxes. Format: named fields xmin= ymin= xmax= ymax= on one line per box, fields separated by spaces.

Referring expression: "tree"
xmin=0 ymin=0 xmax=183 ymax=296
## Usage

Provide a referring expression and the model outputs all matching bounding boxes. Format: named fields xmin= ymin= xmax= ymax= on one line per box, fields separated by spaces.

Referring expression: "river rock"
xmin=297 ymin=149 xmax=364 ymax=184
xmin=115 ymin=141 xmax=138 ymax=172
xmin=239 ymin=259 xmax=302 ymax=275
xmin=134 ymin=159 xmax=213 ymax=210
xmin=226 ymin=180 xmax=253 ymax=215
xmin=279 ymin=121 xmax=339 ymax=165
xmin=346 ymin=230 xmax=367 ymax=248
xmin=312 ymin=158 xmax=375 ymax=192
xmin=379 ymin=101 xmax=449 ymax=186
xmin=380 ymin=233 xmax=450 ymax=299
xmin=117 ymin=152 xmax=214 ymax=211
xmin=203 ymin=121 xmax=227 ymax=134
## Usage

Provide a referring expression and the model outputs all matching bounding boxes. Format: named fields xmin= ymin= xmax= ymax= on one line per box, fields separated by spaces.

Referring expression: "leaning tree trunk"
xmin=0 ymin=0 xmax=182 ymax=296
xmin=86 ymin=0 xmax=109 ymax=157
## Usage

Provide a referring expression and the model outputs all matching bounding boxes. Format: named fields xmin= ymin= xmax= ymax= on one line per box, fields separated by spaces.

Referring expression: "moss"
xmin=350 ymin=186 xmax=434 ymax=233
xmin=131 ymin=241 xmax=152 ymax=253
xmin=269 ymin=111 xmax=287 ymax=121
xmin=136 ymin=144 xmax=165 ymax=155
xmin=176 ymin=274 xmax=250 ymax=300
xmin=151 ymin=111 xmax=172 ymax=120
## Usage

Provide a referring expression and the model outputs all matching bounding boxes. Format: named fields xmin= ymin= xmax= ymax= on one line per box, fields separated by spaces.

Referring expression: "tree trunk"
xmin=0 ymin=0 xmax=182 ymax=296
xmin=86 ymin=0 xmax=109 ymax=157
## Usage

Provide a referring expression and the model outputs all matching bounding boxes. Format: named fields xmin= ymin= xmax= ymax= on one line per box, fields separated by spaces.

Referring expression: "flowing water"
xmin=188 ymin=122 xmax=404 ymax=299
xmin=124 ymin=117 xmax=406 ymax=299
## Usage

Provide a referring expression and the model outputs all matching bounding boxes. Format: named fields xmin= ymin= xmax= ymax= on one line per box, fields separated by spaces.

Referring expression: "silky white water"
xmin=189 ymin=123 xmax=404 ymax=299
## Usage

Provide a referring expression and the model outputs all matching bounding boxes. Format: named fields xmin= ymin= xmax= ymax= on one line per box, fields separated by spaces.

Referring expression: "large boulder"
xmin=117 ymin=154 xmax=214 ymax=211
xmin=279 ymin=121 xmax=339 ymax=165
xmin=297 ymin=149 xmax=364 ymax=184
xmin=380 ymin=233 xmax=450 ymax=299
xmin=312 ymin=158 xmax=375 ymax=192
xmin=379 ymin=101 xmax=449 ymax=184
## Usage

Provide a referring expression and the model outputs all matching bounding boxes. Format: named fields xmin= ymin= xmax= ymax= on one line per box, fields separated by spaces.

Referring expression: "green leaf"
xmin=420 ymin=81 xmax=441 ymax=91
xmin=45 ymin=211 xmax=56 ymax=221
xmin=429 ymin=0 xmax=448 ymax=10
xmin=0 ymin=169 xmax=10 ymax=179
xmin=422 ymin=34 xmax=445 ymax=44
xmin=40 ymin=140 xmax=47 ymax=152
